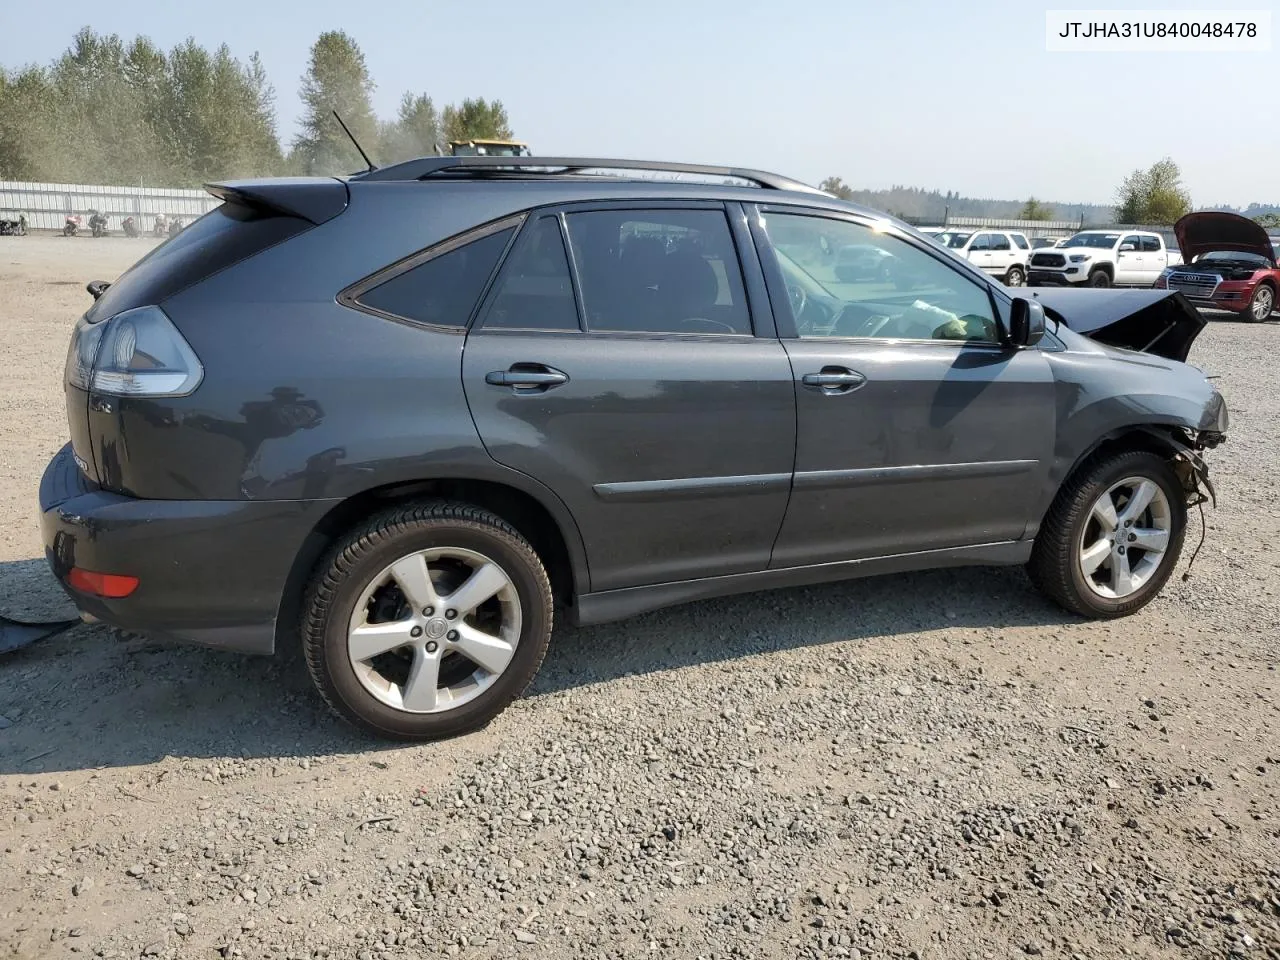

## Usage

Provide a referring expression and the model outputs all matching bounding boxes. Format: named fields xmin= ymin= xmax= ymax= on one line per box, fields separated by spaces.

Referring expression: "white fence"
xmin=0 ymin=180 xmax=220 ymax=232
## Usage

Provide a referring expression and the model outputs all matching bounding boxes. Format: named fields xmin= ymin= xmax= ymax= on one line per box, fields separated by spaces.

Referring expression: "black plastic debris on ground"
xmin=0 ymin=614 xmax=78 ymax=655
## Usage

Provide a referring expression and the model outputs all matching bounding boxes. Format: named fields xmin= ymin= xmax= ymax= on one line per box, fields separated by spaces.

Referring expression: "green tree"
xmin=293 ymin=30 xmax=378 ymax=175
xmin=442 ymin=97 xmax=512 ymax=142
xmin=380 ymin=91 xmax=440 ymax=163
xmin=1254 ymin=213 xmax=1280 ymax=229
xmin=1019 ymin=197 xmax=1053 ymax=221
xmin=819 ymin=176 xmax=854 ymax=201
xmin=1115 ymin=157 xmax=1191 ymax=225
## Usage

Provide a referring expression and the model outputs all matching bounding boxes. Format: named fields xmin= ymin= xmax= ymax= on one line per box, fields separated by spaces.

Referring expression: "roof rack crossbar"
xmin=353 ymin=155 xmax=823 ymax=193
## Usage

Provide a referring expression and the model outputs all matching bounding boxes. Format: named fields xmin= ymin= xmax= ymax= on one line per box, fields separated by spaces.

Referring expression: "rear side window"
xmin=1141 ymin=236 xmax=1162 ymax=252
xmin=989 ymin=234 xmax=1011 ymax=251
xmin=564 ymin=209 xmax=752 ymax=335
xmin=354 ymin=226 xmax=515 ymax=328
xmin=480 ymin=216 xmax=580 ymax=331
xmin=86 ymin=202 xmax=312 ymax=322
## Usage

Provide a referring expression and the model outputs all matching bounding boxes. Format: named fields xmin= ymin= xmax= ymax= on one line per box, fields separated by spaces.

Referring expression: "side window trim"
xmin=339 ymin=212 xmax=526 ymax=333
xmin=746 ymin=203 xmax=1007 ymax=346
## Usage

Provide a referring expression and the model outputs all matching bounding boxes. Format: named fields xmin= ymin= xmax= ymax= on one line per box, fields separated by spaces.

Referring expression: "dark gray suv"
xmin=40 ymin=157 xmax=1228 ymax=741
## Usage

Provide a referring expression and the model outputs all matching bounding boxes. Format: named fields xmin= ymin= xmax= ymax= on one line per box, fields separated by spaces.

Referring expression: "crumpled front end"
xmin=1029 ymin=287 xmax=1206 ymax=362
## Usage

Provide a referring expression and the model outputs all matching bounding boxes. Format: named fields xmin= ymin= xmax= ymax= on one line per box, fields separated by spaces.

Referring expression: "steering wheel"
xmin=788 ymin=282 xmax=807 ymax=321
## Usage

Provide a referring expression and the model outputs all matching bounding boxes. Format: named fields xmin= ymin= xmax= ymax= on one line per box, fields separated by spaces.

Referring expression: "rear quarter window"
xmin=87 ymin=202 xmax=313 ymax=321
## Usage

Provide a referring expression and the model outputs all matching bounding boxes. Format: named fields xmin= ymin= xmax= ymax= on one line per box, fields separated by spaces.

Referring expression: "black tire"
xmin=1005 ymin=265 xmax=1025 ymax=287
xmin=1087 ymin=268 xmax=1111 ymax=288
xmin=1239 ymin=283 xmax=1274 ymax=323
xmin=302 ymin=501 xmax=553 ymax=741
xmin=1028 ymin=450 xmax=1186 ymax=619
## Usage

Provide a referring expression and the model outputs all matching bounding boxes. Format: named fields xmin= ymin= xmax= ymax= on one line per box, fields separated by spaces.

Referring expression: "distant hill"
xmin=843 ymin=186 xmax=1113 ymax=224
xmin=841 ymin=186 xmax=1280 ymax=226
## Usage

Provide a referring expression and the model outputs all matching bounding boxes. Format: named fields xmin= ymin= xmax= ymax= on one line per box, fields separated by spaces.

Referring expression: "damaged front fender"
xmin=1029 ymin=288 xmax=1206 ymax=362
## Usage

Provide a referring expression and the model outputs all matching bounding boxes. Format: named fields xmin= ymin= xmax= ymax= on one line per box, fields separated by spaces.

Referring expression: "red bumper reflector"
xmin=68 ymin=567 xmax=139 ymax=598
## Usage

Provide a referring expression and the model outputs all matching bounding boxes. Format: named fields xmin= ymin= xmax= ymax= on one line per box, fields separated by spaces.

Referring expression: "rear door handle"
xmin=485 ymin=365 xmax=569 ymax=391
xmin=802 ymin=368 xmax=866 ymax=394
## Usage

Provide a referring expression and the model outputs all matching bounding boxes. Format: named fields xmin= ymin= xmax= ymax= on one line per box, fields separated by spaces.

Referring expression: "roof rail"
xmin=351 ymin=155 xmax=826 ymax=194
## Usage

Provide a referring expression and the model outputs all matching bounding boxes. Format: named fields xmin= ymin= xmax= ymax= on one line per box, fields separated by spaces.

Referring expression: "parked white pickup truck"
xmin=1026 ymin=230 xmax=1181 ymax=288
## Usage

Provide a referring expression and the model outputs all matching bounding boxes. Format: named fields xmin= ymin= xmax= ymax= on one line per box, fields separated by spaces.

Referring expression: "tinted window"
xmin=761 ymin=212 xmax=998 ymax=343
xmin=86 ymin=201 xmax=312 ymax=322
xmin=356 ymin=227 xmax=515 ymax=327
xmin=989 ymin=233 xmax=1011 ymax=251
xmin=1120 ymin=234 xmax=1142 ymax=251
xmin=565 ymin=209 xmax=751 ymax=335
xmin=1140 ymin=236 xmax=1162 ymax=252
xmin=481 ymin=216 xmax=579 ymax=331
xmin=1012 ymin=234 xmax=1030 ymax=250
xmin=969 ymin=234 xmax=991 ymax=251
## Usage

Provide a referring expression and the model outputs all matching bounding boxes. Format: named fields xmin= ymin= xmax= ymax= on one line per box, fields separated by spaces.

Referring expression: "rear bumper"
xmin=39 ymin=443 xmax=338 ymax=655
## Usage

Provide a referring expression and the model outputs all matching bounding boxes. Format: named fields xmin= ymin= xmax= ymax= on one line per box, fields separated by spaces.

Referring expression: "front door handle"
xmin=485 ymin=364 xmax=569 ymax=392
xmin=802 ymin=367 xmax=866 ymax=394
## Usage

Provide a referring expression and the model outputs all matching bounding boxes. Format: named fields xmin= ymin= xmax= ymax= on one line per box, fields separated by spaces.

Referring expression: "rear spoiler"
xmin=204 ymin=177 xmax=349 ymax=226
xmin=1029 ymin=288 xmax=1206 ymax=362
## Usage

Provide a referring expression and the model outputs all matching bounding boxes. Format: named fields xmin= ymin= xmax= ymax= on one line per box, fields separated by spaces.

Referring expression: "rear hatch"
xmin=63 ymin=178 xmax=348 ymax=488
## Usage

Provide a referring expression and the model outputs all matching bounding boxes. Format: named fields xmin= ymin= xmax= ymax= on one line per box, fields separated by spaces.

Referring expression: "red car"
xmin=1157 ymin=211 xmax=1277 ymax=322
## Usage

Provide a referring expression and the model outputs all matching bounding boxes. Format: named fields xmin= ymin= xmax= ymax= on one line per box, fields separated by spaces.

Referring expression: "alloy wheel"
xmin=345 ymin=547 xmax=522 ymax=714
xmin=1252 ymin=286 xmax=1274 ymax=321
xmin=1076 ymin=477 xmax=1172 ymax=600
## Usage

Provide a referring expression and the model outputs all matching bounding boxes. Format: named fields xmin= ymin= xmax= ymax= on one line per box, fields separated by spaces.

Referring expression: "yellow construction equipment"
xmin=446 ymin=139 xmax=532 ymax=157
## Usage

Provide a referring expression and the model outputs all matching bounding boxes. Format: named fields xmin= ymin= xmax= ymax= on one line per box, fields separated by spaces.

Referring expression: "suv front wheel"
xmin=1028 ymin=450 xmax=1186 ymax=618
xmin=302 ymin=502 xmax=553 ymax=740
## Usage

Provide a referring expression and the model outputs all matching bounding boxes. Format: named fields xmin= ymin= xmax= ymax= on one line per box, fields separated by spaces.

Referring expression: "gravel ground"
xmin=0 ymin=236 xmax=1277 ymax=960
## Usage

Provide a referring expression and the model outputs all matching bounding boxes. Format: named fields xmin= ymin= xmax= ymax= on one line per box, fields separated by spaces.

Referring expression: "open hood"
xmin=1028 ymin=288 xmax=1206 ymax=362
xmin=1174 ymin=211 xmax=1276 ymax=264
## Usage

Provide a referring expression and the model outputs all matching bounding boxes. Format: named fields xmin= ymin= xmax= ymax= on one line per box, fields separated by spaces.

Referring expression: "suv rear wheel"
xmin=1005 ymin=265 xmax=1025 ymax=287
xmin=1028 ymin=450 xmax=1186 ymax=618
xmin=302 ymin=502 xmax=553 ymax=740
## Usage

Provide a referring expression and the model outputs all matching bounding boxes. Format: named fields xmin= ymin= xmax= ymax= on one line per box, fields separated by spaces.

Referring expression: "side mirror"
xmin=1008 ymin=297 xmax=1046 ymax=347
xmin=1119 ymin=242 xmax=1136 ymax=251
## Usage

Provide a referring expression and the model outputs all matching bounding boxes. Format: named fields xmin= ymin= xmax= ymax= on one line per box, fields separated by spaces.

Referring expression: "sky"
xmin=1 ymin=0 xmax=1276 ymax=208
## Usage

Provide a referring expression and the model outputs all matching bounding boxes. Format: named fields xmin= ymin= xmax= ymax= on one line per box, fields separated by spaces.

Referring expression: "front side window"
xmin=480 ymin=216 xmax=580 ymax=331
xmin=1121 ymin=234 xmax=1143 ymax=251
xmin=564 ymin=209 xmax=752 ymax=335
xmin=969 ymin=233 xmax=992 ymax=251
xmin=354 ymin=226 xmax=516 ymax=328
xmin=759 ymin=211 xmax=999 ymax=343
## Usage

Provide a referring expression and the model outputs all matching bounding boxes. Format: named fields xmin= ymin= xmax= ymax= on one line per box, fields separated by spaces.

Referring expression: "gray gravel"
xmin=1 ymin=238 xmax=1278 ymax=959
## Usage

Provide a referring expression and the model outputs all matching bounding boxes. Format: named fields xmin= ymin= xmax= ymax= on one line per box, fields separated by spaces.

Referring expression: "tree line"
xmin=0 ymin=27 xmax=515 ymax=187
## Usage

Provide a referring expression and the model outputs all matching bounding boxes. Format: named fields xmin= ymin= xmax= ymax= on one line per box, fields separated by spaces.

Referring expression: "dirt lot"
xmin=0 ymin=235 xmax=1277 ymax=960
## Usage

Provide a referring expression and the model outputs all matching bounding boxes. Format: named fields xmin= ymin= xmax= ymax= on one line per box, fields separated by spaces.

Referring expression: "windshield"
xmin=943 ymin=233 xmax=972 ymax=248
xmin=1061 ymin=233 xmax=1120 ymax=249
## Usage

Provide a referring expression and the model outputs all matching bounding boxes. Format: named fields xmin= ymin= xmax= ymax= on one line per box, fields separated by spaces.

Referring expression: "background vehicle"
xmin=88 ymin=211 xmax=108 ymax=238
xmin=1156 ymin=211 xmax=1278 ymax=321
xmin=0 ymin=213 xmax=26 ymax=236
xmin=40 ymin=156 xmax=1225 ymax=742
xmin=447 ymin=139 xmax=531 ymax=157
xmin=1031 ymin=237 xmax=1062 ymax=250
xmin=939 ymin=229 xmax=1030 ymax=285
xmin=1028 ymin=230 xmax=1181 ymax=287
xmin=62 ymin=214 xmax=82 ymax=237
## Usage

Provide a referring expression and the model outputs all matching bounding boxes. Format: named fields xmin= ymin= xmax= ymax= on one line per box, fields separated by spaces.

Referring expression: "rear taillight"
xmin=64 ymin=305 xmax=203 ymax=397
xmin=67 ymin=567 xmax=139 ymax=598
